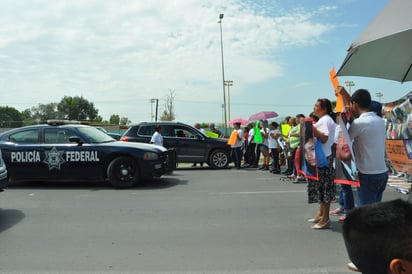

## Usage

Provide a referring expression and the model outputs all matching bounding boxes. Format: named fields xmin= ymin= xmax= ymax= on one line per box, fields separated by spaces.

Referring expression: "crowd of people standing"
xmin=215 ymin=87 xmax=389 ymax=233
xmin=191 ymin=87 xmax=388 ymax=218
xmin=225 ymin=88 xmax=392 ymax=272
xmin=158 ymin=87 xmax=400 ymax=273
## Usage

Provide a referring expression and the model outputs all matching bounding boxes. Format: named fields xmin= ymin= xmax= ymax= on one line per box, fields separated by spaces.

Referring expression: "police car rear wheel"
xmin=107 ymin=156 xmax=139 ymax=187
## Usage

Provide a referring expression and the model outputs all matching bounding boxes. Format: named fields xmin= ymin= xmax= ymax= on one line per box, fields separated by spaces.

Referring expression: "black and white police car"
xmin=0 ymin=120 xmax=175 ymax=188
xmin=0 ymin=149 xmax=7 ymax=191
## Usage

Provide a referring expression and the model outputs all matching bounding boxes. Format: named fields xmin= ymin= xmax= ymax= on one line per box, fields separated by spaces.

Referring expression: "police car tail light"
xmin=144 ymin=152 xmax=159 ymax=161
xmin=120 ymin=137 xmax=129 ymax=141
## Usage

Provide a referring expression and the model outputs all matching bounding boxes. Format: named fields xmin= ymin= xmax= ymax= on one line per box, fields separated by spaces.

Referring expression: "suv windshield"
xmin=77 ymin=127 xmax=115 ymax=143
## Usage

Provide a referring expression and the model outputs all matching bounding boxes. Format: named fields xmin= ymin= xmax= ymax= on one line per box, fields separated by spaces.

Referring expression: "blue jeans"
xmin=231 ymin=147 xmax=242 ymax=168
xmin=357 ymin=171 xmax=388 ymax=206
xmin=338 ymin=184 xmax=355 ymax=213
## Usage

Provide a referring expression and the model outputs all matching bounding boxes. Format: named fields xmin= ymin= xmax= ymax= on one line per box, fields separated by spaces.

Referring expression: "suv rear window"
xmin=137 ymin=125 xmax=175 ymax=137
xmin=137 ymin=125 xmax=155 ymax=137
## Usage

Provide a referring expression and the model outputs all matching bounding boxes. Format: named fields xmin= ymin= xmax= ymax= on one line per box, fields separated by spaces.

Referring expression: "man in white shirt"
xmin=268 ymin=121 xmax=281 ymax=174
xmin=348 ymin=89 xmax=388 ymax=205
xmin=150 ymin=125 xmax=164 ymax=147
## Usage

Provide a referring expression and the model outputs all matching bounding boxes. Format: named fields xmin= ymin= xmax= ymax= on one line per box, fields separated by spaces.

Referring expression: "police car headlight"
xmin=143 ymin=152 xmax=159 ymax=160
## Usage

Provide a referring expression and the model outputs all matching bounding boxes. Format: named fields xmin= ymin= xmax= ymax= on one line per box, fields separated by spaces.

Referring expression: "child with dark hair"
xmin=343 ymin=199 xmax=412 ymax=274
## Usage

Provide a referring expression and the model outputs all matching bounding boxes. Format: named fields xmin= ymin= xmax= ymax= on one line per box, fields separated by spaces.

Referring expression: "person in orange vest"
xmin=228 ymin=122 xmax=244 ymax=169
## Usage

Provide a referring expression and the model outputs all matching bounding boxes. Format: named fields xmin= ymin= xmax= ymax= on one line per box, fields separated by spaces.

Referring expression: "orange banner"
xmin=386 ymin=140 xmax=412 ymax=175
xmin=330 ymin=67 xmax=344 ymax=112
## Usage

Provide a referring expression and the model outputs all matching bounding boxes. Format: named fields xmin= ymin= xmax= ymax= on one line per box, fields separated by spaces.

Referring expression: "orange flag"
xmin=227 ymin=130 xmax=238 ymax=145
xmin=330 ymin=67 xmax=344 ymax=112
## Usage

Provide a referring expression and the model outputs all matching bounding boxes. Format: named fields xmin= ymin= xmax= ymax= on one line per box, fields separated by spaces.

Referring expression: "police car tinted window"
xmin=9 ymin=129 xmax=40 ymax=144
xmin=44 ymin=128 xmax=73 ymax=144
xmin=77 ymin=127 xmax=114 ymax=143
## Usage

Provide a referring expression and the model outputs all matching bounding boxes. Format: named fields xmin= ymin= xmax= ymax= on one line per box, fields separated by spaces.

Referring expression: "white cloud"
xmin=0 ymin=0 xmax=334 ymax=123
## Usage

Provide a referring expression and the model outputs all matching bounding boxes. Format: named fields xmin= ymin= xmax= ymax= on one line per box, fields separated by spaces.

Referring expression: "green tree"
xmin=0 ymin=106 xmax=23 ymax=127
xmin=57 ymin=96 xmax=98 ymax=121
xmin=94 ymin=115 xmax=104 ymax=123
xmin=20 ymin=109 xmax=35 ymax=125
xmin=120 ymin=117 xmax=131 ymax=126
xmin=29 ymin=103 xmax=59 ymax=122
xmin=160 ymin=89 xmax=176 ymax=121
xmin=109 ymin=114 xmax=120 ymax=125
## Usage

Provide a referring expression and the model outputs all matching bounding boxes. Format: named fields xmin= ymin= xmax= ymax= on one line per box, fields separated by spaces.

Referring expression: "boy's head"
xmin=343 ymin=199 xmax=412 ymax=274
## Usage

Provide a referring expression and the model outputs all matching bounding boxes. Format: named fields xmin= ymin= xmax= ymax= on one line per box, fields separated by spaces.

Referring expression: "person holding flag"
xmin=227 ymin=122 xmax=244 ymax=169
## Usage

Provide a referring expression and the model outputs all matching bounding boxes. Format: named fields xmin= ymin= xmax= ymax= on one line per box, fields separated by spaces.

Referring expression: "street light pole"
xmin=345 ymin=80 xmax=355 ymax=95
xmin=376 ymin=92 xmax=383 ymax=102
xmin=151 ymin=98 xmax=159 ymax=121
xmin=224 ymin=80 xmax=233 ymax=122
xmin=218 ymin=13 xmax=227 ymax=136
xmin=150 ymin=99 xmax=153 ymax=121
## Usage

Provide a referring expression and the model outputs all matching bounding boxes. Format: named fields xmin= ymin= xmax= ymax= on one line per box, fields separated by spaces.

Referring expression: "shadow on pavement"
xmin=0 ymin=208 xmax=25 ymax=233
xmin=6 ymin=176 xmax=187 ymax=191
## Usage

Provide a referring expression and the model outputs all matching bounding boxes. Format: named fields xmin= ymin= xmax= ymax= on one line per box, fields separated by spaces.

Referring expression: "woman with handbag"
xmin=307 ymin=98 xmax=336 ymax=230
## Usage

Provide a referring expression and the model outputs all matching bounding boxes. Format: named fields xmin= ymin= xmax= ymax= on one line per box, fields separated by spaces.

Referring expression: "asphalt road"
xmin=0 ymin=166 xmax=405 ymax=273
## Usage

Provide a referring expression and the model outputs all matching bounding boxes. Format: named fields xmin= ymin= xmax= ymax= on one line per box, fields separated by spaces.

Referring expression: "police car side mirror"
xmin=69 ymin=136 xmax=83 ymax=146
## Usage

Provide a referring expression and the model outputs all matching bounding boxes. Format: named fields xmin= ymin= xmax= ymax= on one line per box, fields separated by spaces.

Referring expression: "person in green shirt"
xmin=288 ymin=114 xmax=306 ymax=181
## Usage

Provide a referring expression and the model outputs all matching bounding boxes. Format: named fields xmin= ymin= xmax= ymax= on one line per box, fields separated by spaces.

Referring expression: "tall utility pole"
xmin=224 ymin=80 xmax=233 ymax=122
xmin=218 ymin=13 xmax=227 ymax=136
xmin=150 ymin=99 xmax=155 ymax=121
xmin=345 ymin=80 xmax=355 ymax=95
xmin=150 ymin=98 xmax=159 ymax=121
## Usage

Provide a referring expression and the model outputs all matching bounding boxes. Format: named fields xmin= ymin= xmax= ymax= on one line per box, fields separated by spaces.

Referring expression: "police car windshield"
xmin=78 ymin=127 xmax=115 ymax=143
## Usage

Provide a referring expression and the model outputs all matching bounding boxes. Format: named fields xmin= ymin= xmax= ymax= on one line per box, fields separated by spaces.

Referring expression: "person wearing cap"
xmin=337 ymin=86 xmax=388 ymax=206
xmin=342 ymin=199 xmax=412 ymax=274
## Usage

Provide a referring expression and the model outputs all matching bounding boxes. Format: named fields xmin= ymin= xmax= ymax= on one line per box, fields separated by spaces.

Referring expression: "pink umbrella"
xmin=248 ymin=111 xmax=278 ymax=122
xmin=229 ymin=118 xmax=248 ymax=125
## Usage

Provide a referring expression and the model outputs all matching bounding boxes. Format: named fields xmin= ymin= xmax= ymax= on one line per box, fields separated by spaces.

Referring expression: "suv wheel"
xmin=208 ymin=149 xmax=229 ymax=169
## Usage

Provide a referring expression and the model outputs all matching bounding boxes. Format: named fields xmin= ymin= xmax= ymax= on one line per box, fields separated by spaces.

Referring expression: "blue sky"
xmin=0 ymin=0 xmax=410 ymax=125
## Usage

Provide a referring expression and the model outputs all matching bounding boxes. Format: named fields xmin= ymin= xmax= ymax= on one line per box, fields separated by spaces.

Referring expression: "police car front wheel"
xmin=107 ymin=156 xmax=139 ymax=188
